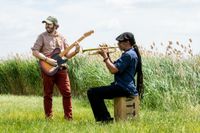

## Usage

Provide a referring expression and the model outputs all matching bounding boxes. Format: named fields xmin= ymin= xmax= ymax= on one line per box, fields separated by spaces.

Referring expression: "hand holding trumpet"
xmin=97 ymin=44 xmax=110 ymax=59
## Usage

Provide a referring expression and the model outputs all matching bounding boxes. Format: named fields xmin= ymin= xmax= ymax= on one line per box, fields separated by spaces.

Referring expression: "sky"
xmin=0 ymin=0 xmax=200 ymax=58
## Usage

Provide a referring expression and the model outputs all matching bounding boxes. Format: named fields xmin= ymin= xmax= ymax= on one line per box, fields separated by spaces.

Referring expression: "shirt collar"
xmin=46 ymin=31 xmax=59 ymax=37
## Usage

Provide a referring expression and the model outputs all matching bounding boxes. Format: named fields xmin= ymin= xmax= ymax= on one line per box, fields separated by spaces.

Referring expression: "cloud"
xmin=105 ymin=0 xmax=200 ymax=10
xmin=0 ymin=0 xmax=200 ymax=57
xmin=105 ymin=0 xmax=134 ymax=7
xmin=97 ymin=18 xmax=121 ymax=30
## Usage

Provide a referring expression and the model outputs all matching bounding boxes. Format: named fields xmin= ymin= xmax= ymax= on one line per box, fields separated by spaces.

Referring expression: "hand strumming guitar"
xmin=45 ymin=57 xmax=58 ymax=66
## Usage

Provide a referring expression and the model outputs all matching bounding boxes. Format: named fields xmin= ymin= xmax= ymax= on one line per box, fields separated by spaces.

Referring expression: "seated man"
xmin=87 ymin=32 xmax=144 ymax=123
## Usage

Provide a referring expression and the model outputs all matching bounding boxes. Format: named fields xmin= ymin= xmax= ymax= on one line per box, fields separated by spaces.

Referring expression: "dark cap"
xmin=42 ymin=16 xmax=58 ymax=26
xmin=116 ymin=32 xmax=136 ymax=45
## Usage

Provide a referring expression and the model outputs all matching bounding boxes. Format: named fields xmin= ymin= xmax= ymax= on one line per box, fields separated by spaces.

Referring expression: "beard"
xmin=45 ymin=26 xmax=55 ymax=33
xmin=46 ymin=27 xmax=54 ymax=33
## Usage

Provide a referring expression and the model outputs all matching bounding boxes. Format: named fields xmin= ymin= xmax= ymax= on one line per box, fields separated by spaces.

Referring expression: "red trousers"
xmin=41 ymin=69 xmax=72 ymax=119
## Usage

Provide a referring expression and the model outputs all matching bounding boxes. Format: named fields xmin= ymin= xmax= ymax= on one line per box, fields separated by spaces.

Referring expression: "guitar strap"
xmin=55 ymin=36 xmax=62 ymax=48
xmin=54 ymin=32 xmax=62 ymax=48
xmin=55 ymin=34 xmax=68 ymax=68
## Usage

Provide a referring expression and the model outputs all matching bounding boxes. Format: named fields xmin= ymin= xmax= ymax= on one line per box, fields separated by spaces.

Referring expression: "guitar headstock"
xmin=83 ymin=30 xmax=94 ymax=37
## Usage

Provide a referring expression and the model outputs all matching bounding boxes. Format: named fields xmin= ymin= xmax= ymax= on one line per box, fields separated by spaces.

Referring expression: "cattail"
xmin=189 ymin=49 xmax=193 ymax=56
xmin=181 ymin=44 xmax=184 ymax=48
xmin=189 ymin=38 xmax=192 ymax=43
xmin=169 ymin=41 xmax=173 ymax=45
xmin=167 ymin=45 xmax=172 ymax=49
xmin=150 ymin=45 xmax=154 ymax=49
xmin=168 ymin=51 xmax=172 ymax=55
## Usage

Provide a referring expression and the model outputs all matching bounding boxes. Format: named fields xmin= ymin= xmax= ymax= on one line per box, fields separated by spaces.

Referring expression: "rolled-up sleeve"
xmin=31 ymin=35 xmax=43 ymax=51
xmin=114 ymin=53 xmax=132 ymax=73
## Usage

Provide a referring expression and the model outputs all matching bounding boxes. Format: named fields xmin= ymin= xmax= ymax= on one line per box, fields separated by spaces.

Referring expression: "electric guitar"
xmin=39 ymin=30 xmax=94 ymax=76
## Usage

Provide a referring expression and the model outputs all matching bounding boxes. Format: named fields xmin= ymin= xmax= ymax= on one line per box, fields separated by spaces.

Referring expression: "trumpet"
xmin=82 ymin=46 xmax=119 ymax=55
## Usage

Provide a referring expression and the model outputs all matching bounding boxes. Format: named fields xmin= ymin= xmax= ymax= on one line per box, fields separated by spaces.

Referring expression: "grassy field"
xmin=0 ymin=43 xmax=200 ymax=132
xmin=0 ymin=95 xmax=200 ymax=133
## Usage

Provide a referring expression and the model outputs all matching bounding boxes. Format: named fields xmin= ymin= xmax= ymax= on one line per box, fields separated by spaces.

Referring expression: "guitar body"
xmin=39 ymin=48 xmax=67 ymax=76
xmin=38 ymin=30 xmax=94 ymax=76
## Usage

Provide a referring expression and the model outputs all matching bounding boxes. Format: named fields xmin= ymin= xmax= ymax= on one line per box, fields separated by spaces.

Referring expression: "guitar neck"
xmin=59 ymin=36 xmax=85 ymax=57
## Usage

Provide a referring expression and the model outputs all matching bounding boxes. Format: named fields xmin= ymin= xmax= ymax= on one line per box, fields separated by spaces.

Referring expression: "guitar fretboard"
xmin=59 ymin=36 xmax=85 ymax=57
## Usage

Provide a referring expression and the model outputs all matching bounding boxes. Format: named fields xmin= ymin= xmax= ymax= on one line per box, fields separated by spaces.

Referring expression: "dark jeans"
xmin=87 ymin=84 xmax=131 ymax=121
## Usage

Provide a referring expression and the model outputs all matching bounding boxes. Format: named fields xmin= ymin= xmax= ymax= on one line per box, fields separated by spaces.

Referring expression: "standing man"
xmin=87 ymin=32 xmax=144 ymax=123
xmin=31 ymin=16 xmax=80 ymax=120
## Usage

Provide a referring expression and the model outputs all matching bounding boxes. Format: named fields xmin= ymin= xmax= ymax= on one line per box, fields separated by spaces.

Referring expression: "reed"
xmin=143 ymin=38 xmax=194 ymax=58
xmin=0 ymin=42 xmax=199 ymax=110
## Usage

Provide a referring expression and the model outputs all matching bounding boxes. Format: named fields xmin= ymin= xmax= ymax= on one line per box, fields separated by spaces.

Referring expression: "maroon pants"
xmin=41 ymin=69 xmax=72 ymax=119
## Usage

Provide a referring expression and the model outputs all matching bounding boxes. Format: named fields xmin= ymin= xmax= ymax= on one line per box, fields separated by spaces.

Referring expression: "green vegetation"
xmin=0 ymin=95 xmax=200 ymax=133
xmin=0 ymin=54 xmax=200 ymax=110
xmin=0 ymin=53 xmax=200 ymax=132
xmin=0 ymin=56 xmax=42 ymax=95
xmin=142 ymin=56 xmax=200 ymax=110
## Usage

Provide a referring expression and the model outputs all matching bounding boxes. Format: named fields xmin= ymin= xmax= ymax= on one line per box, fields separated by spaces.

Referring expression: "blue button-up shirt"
xmin=113 ymin=48 xmax=138 ymax=96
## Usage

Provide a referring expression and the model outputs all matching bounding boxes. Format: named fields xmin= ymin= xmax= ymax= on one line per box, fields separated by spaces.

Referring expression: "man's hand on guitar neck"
xmin=65 ymin=41 xmax=80 ymax=59
xmin=45 ymin=57 xmax=58 ymax=66
xmin=75 ymin=43 xmax=80 ymax=53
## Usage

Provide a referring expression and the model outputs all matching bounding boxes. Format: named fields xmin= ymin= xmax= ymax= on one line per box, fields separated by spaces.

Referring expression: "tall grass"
xmin=0 ymin=51 xmax=200 ymax=110
xmin=142 ymin=55 xmax=200 ymax=110
xmin=67 ymin=55 xmax=113 ymax=97
xmin=0 ymin=56 xmax=42 ymax=95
